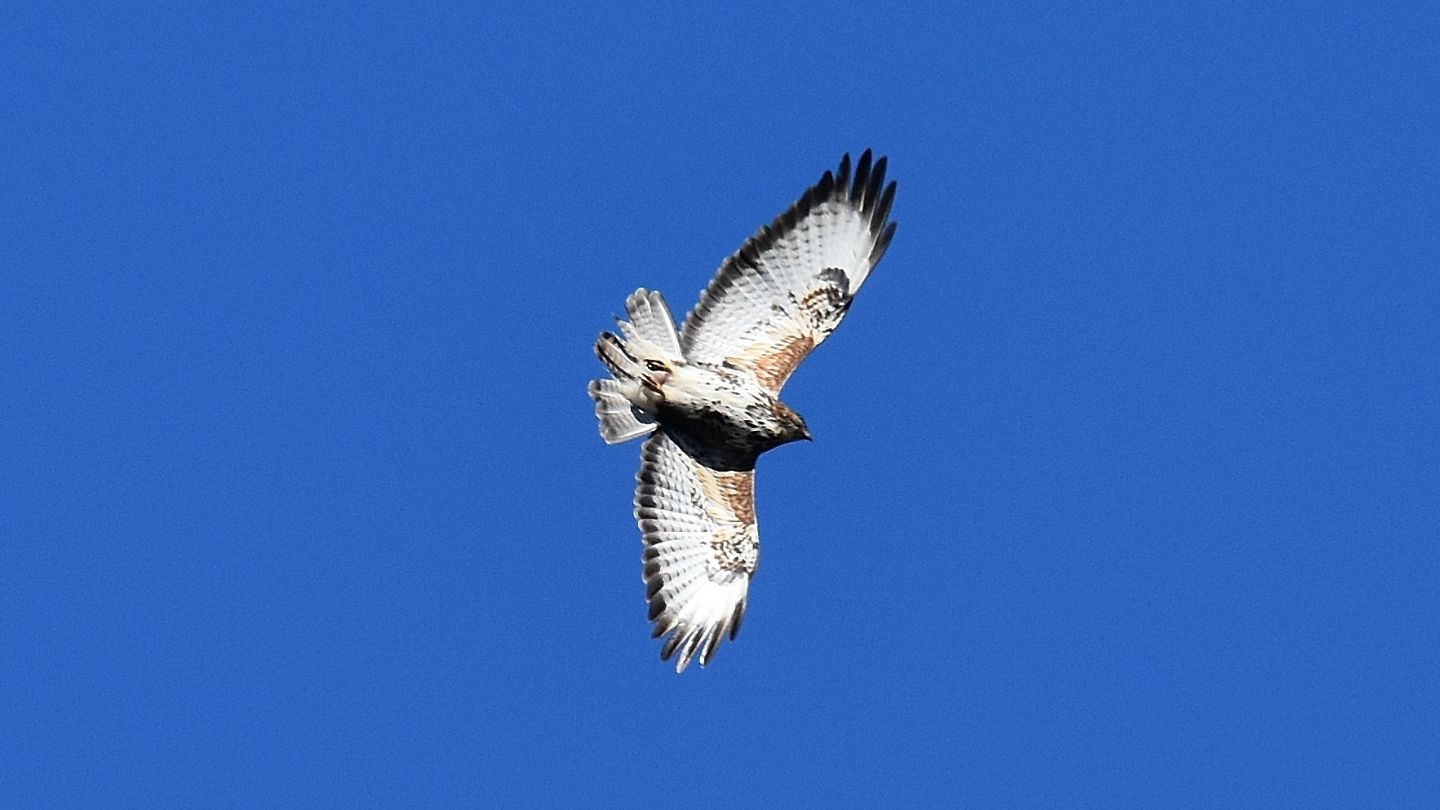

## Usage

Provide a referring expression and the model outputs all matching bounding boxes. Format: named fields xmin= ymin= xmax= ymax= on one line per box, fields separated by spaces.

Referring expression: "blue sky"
xmin=4 ymin=2 xmax=1437 ymax=805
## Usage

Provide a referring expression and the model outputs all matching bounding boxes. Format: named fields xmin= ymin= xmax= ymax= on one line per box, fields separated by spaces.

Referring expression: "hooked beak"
xmin=801 ymin=425 xmax=813 ymax=441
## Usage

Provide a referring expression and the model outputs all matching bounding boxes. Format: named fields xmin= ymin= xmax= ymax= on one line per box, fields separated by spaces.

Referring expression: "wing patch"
xmin=680 ymin=150 xmax=897 ymax=394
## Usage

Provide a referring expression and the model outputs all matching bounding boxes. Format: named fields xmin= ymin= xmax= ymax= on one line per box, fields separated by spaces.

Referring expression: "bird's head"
xmin=771 ymin=401 xmax=812 ymax=444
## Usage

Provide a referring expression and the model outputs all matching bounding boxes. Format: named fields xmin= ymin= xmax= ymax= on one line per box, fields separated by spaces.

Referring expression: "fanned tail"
xmin=589 ymin=289 xmax=683 ymax=444
xmin=589 ymin=379 xmax=655 ymax=444
xmin=619 ymin=289 xmax=683 ymax=360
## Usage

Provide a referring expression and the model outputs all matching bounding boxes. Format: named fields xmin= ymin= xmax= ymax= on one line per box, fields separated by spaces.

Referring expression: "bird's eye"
xmin=645 ymin=360 xmax=668 ymax=372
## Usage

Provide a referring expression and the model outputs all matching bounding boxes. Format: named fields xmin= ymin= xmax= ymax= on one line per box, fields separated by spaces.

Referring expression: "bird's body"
xmin=589 ymin=151 xmax=897 ymax=671
xmin=604 ymin=352 xmax=809 ymax=465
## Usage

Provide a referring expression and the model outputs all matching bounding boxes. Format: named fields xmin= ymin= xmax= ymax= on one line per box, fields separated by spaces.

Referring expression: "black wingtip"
xmin=852 ymin=150 xmax=873 ymax=201
xmin=701 ymin=627 xmax=723 ymax=664
xmin=729 ymin=600 xmax=746 ymax=640
xmin=867 ymin=157 xmax=888 ymax=208
xmin=872 ymin=180 xmax=897 ymax=232
xmin=660 ymin=634 xmax=679 ymax=662
xmin=870 ymin=219 xmax=898 ymax=266
xmin=816 ymin=169 xmax=835 ymax=200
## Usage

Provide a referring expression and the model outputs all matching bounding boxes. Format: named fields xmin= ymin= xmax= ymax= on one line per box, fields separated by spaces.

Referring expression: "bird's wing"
xmin=635 ymin=429 xmax=758 ymax=673
xmin=680 ymin=150 xmax=897 ymax=395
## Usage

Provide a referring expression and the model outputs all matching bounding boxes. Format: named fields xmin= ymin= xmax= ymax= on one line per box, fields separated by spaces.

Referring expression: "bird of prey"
xmin=588 ymin=151 xmax=897 ymax=672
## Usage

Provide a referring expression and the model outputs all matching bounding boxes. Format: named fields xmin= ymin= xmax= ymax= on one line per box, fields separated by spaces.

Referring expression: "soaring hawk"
xmin=588 ymin=151 xmax=897 ymax=672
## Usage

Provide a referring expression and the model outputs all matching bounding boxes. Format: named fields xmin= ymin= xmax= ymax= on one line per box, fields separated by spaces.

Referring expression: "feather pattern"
xmin=590 ymin=150 xmax=898 ymax=672
xmin=635 ymin=429 xmax=756 ymax=672
xmin=680 ymin=150 xmax=898 ymax=394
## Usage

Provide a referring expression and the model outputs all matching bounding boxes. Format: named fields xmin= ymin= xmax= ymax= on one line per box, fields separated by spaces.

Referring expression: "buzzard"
xmin=588 ymin=151 xmax=897 ymax=672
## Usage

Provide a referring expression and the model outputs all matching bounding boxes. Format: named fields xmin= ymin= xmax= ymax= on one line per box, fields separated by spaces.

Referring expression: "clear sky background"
xmin=4 ymin=2 xmax=1437 ymax=806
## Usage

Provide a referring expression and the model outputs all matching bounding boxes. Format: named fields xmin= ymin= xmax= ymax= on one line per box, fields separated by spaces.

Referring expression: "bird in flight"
xmin=588 ymin=151 xmax=897 ymax=672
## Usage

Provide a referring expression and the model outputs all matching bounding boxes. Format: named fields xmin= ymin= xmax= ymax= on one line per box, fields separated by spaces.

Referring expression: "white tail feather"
xmin=589 ymin=379 xmax=656 ymax=444
xmin=589 ymin=289 xmax=685 ymax=444
xmin=623 ymin=289 xmax=683 ymax=360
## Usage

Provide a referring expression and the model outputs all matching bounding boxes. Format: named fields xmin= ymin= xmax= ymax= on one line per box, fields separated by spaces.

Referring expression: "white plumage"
xmin=590 ymin=151 xmax=897 ymax=671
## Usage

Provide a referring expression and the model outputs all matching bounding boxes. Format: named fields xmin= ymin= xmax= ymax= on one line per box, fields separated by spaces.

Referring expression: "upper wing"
xmin=680 ymin=150 xmax=897 ymax=394
xmin=635 ymin=429 xmax=758 ymax=672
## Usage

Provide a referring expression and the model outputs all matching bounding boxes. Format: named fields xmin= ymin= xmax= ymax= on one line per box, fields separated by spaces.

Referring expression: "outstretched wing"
xmin=680 ymin=150 xmax=898 ymax=394
xmin=635 ymin=430 xmax=758 ymax=672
